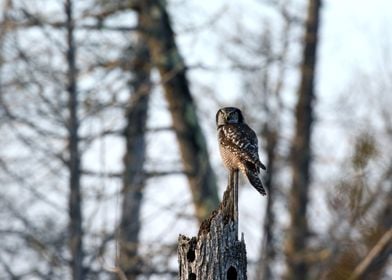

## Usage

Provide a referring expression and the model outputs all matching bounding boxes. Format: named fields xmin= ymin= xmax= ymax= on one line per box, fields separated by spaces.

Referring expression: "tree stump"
xmin=178 ymin=171 xmax=247 ymax=279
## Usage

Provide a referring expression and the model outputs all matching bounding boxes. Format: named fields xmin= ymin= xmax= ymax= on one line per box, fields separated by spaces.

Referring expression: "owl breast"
xmin=219 ymin=145 xmax=240 ymax=171
xmin=218 ymin=127 xmax=246 ymax=172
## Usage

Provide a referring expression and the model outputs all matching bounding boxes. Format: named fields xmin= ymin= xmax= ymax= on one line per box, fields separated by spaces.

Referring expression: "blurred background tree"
xmin=0 ymin=0 xmax=390 ymax=279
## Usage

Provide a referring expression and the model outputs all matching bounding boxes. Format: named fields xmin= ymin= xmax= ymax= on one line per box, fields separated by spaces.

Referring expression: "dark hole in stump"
xmin=187 ymin=248 xmax=195 ymax=262
xmin=189 ymin=272 xmax=196 ymax=280
xmin=227 ymin=266 xmax=237 ymax=280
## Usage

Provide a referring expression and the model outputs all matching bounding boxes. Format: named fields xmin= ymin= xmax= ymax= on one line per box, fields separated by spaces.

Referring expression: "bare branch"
xmin=348 ymin=229 xmax=392 ymax=280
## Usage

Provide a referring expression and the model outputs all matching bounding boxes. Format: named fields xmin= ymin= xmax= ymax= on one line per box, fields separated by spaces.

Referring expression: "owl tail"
xmin=244 ymin=163 xmax=267 ymax=196
xmin=257 ymin=160 xmax=267 ymax=171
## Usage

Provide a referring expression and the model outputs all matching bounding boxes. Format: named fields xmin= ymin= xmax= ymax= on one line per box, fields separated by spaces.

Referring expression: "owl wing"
xmin=220 ymin=124 xmax=266 ymax=170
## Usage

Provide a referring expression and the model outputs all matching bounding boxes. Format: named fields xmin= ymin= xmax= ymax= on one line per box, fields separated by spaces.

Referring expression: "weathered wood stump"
xmin=178 ymin=171 xmax=247 ymax=280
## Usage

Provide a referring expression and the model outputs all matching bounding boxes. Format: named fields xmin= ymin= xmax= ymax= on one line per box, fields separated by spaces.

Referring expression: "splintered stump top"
xmin=178 ymin=179 xmax=247 ymax=280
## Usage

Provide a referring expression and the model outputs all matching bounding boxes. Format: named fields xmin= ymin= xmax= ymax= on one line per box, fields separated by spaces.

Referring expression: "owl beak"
xmin=226 ymin=111 xmax=233 ymax=121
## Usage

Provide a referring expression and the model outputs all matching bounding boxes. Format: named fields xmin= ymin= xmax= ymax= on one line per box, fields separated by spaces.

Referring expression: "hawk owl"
xmin=216 ymin=107 xmax=267 ymax=196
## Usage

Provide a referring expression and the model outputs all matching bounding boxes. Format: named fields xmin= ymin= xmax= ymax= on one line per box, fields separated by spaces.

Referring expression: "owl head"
xmin=216 ymin=107 xmax=244 ymax=128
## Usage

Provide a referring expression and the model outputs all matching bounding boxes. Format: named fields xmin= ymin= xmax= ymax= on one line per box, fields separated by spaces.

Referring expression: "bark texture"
xmin=118 ymin=32 xmax=151 ymax=279
xmin=65 ymin=1 xmax=84 ymax=279
xmin=178 ymin=173 xmax=247 ymax=280
xmin=135 ymin=0 xmax=219 ymax=222
xmin=285 ymin=0 xmax=321 ymax=279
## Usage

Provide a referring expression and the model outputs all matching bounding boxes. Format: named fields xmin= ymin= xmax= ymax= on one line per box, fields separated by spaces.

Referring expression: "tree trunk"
xmin=118 ymin=31 xmax=151 ymax=279
xmin=257 ymin=128 xmax=278 ymax=280
xmin=178 ymin=172 xmax=247 ymax=280
xmin=135 ymin=0 xmax=220 ymax=222
xmin=253 ymin=16 xmax=290 ymax=279
xmin=285 ymin=0 xmax=321 ymax=279
xmin=65 ymin=0 xmax=84 ymax=279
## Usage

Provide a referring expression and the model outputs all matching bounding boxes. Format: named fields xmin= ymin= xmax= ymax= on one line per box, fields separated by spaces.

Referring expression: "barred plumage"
xmin=216 ymin=107 xmax=267 ymax=196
